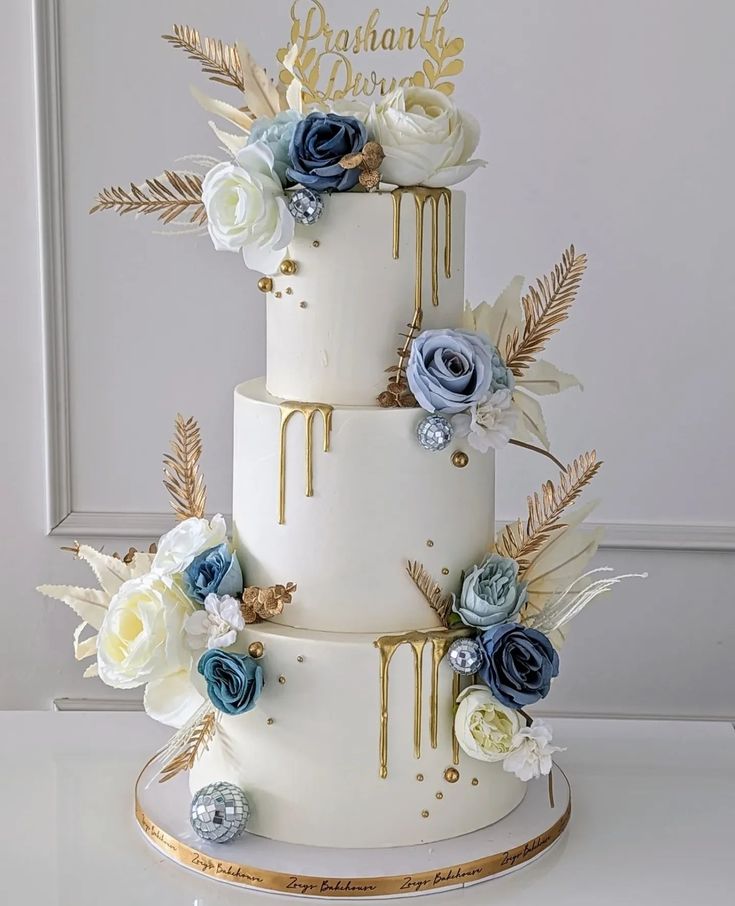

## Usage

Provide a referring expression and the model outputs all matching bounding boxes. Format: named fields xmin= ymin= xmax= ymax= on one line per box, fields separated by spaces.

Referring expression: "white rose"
xmin=454 ymin=685 xmax=521 ymax=762
xmin=367 ymin=87 xmax=485 ymax=188
xmin=152 ymin=514 xmax=227 ymax=576
xmin=97 ymin=573 xmax=194 ymax=690
xmin=202 ymin=142 xmax=295 ymax=274
xmin=503 ymin=720 xmax=565 ymax=781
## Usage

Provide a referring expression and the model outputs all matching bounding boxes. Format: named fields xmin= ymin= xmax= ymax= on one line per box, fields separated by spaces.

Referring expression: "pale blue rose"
xmin=407 ymin=329 xmax=497 ymax=414
xmin=454 ymin=554 xmax=527 ymax=629
xmin=184 ymin=543 xmax=243 ymax=605
xmin=247 ymin=110 xmax=301 ymax=186
xmin=479 ymin=623 xmax=559 ymax=709
xmin=198 ymin=649 xmax=264 ymax=715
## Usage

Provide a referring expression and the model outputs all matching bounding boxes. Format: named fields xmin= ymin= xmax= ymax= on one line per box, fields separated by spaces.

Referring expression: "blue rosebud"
xmin=478 ymin=623 xmax=559 ymax=709
xmin=453 ymin=554 xmax=527 ymax=629
xmin=247 ymin=110 xmax=300 ymax=187
xmin=184 ymin=544 xmax=243 ymax=605
xmin=198 ymin=649 xmax=264 ymax=716
xmin=407 ymin=329 xmax=500 ymax=415
xmin=287 ymin=112 xmax=367 ymax=192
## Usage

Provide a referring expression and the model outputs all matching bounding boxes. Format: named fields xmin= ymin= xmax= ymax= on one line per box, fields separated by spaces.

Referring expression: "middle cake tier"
xmin=233 ymin=379 xmax=495 ymax=633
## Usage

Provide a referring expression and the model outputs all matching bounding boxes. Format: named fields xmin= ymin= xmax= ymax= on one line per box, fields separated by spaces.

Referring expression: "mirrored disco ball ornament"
xmin=287 ymin=188 xmax=324 ymax=224
xmin=190 ymin=782 xmax=250 ymax=843
xmin=416 ymin=414 xmax=454 ymax=452
xmin=447 ymin=638 xmax=484 ymax=675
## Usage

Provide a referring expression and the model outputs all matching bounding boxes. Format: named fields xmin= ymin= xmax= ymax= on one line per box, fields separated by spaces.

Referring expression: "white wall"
xmin=1 ymin=0 xmax=733 ymax=717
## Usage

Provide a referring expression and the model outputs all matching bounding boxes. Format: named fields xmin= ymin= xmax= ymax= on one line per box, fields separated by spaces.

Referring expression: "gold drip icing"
xmin=451 ymin=672 xmax=461 ymax=765
xmin=374 ymin=627 xmax=468 ymax=779
xmin=278 ymin=402 xmax=333 ymax=525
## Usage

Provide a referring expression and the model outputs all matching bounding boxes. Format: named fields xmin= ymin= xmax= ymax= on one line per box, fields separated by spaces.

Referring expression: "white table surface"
xmin=0 ymin=713 xmax=732 ymax=904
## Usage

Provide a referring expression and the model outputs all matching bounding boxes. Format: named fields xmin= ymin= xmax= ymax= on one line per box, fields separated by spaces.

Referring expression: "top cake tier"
xmin=263 ymin=189 xmax=466 ymax=405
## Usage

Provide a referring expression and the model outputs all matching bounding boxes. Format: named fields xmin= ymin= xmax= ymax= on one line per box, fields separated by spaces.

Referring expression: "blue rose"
xmin=489 ymin=346 xmax=515 ymax=392
xmin=198 ymin=649 xmax=264 ymax=715
xmin=453 ymin=554 xmax=527 ymax=629
xmin=407 ymin=329 xmax=497 ymax=414
xmin=478 ymin=623 xmax=559 ymax=709
xmin=287 ymin=112 xmax=367 ymax=192
xmin=247 ymin=110 xmax=300 ymax=187
xmin=184 ymin=544 xmax=243 ymax=605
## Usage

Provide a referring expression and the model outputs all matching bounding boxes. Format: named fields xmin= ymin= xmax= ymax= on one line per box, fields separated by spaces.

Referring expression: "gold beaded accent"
xmin=278 ymin=675 xmax=286 ymax=685
xmin=312 ymin=240 xmax=320 ymax=247
xmin=451 ymin=451 xmax=469 ymax=468
xmin=471 ymin=778 xmax=479 ymax=786
xmin=297 ymin=655 xmax=304 ymax=663
xmin=421 ymin=810 xmax=430 ymax=818
xmin=299 ymin=301 xmax=308 ymax=308
xmin=285 ymin=287 xmax=293 ymax=295
xmin=426 ymin=539 xmax=434 ymax=547
xmin=248 ymin=641 xmax=264 ymax=658
xmin=416 ymin=773 xmax=424 ymax=782
xmin=257 ymin=276 xmax=273 ymax=293
xmin=444 ymin=767 xmax=460 ymax=783
xmin=279 ymin=259 xmax=298 ymax=275
xmin=266 ymin=718 xmax=274 ymax=725
xmin=435 ymin=791 xmax=443 ymax=800
xmin=441 ymin=567 xmax=450 ymax=576
xmin=274 ymin=291 xmax=283 ymax=299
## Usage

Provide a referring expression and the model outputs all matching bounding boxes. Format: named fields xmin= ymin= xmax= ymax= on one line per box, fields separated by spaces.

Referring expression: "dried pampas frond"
xmin=504 ymin=246 xmax=587 ymax=377
xmin=163 ymin=414 xmax=207 ymax=521
xmin=90 ymin=171 xmax=206 ymax=226
xmin=406 ymin=560 xmax=454 ymax=627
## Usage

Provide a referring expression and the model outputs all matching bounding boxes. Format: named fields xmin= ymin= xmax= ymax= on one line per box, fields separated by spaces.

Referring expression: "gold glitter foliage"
xmin=90 ymin=171 xmax=206 ymax=226
xmin=162 ymin=25 xmax=245 ymax=93
xmin=340 ymin=141 xmax=385 ymax=191
xmin=162 ymin=414 xmax=207 ymax=522
xmin=158 ymin=706 xmax=217 ymax=784
xmin=405 ymin=560 xmax=454 ymax=627
xmin=242 ymin=583 xmax=297 ymax=623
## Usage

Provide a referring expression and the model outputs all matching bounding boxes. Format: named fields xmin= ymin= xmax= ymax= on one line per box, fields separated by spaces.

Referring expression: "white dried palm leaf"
xmin=191 ymin=84 xmax=253 ymax=133
xmin=236 ymin=42 xmax=281 ymax=119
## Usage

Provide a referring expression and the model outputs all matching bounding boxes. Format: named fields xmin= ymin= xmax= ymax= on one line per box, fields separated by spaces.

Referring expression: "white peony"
xmin=152 ymin=514 xmax=227 ymax=576
xmin=454 ymin=685 xmax=521 ymax=762
xmin=453 ymin=389 xmax=518 ymax=453
xmin=185 ymin=593 xmax=245 ymax=650
xmin=96 ymin=573 xmax=194 ymax=690
xmin=201 ymin=142 xmax=295 ymax=274
xmin=503 ymin=720 xmax=565 ymax=781
xmin=367 ymin=86 xmax=485 ymax=188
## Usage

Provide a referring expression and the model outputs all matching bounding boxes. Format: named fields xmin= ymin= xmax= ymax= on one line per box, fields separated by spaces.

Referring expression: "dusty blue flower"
xmin=184 ymin=544 xmax=243 ymax=605
xmin=478 ymin=623 xmax=559 ymax=709
xmin=489 ymin=346 xmax=515 ymax=392
xmin=454 ymin=554 xmax=527 ymax=629
xmin=198 ymin=649 xmax=264 ymax=715
xmin=247 ymin=110 xmax=300 ymax=186
xmin=407 ymin=329 xmax=496 ymax=414
xmin=287 ymin=112 xmax=367 ymax=191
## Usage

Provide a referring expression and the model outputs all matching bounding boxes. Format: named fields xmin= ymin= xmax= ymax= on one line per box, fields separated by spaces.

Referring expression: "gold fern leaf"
xmin=158 ymin=708 xmax=217 ymax=783
xmin=162 ymin=24 xmax=245 ymax=94
xmin=89 ymin=171 xmax=206 ymax=225
xmin=503 ymin=246 xmax=587 ymax=377
xmin=163 ymin=414 xmax=207 ymax=522
xmin=377 ymin=308 xmax=423 ymax=408
xmin=495 ymin=451 xmax=602 ymax=573
xmin=406 ymin=560 xmax=454 ymax=627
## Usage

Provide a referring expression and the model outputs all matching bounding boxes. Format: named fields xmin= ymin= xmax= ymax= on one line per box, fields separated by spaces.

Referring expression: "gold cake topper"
xmin=277 ymin=0 xmax=464 ymax=103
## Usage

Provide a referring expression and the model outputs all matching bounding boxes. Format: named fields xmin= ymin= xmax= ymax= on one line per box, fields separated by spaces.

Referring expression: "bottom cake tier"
xmin=188 ymin=622 xmax=526 ymax=848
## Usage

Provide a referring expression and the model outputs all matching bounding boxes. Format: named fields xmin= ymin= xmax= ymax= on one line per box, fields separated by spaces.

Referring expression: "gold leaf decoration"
xmin=412 ymin=35 xmax=464 ymax=96
xmin=406 ymin=561 xmax=454 ymax=627
xmin=158 ymin=706 xmax=217 ymax=784
xmin=162 ymin=414 xmax=207 ymax=522
xmin=162 ymin=24 xmax=245 ymax=94
xmin=89 ymin=171 xmax=206 ymax=225
xmin=112 ymin=542 xmax=158 ymax=564
xmin=340 ymin=141 xmax=385 ymax=192
xmin=503 ymin=246 xmax=587 ymax=377
xmin=377 ymin=308 xmax=423 ymax=408
xmin=242 ymin=583 xmax=297 ymax=623
xmin=495 ymin=451 xmax=603 ymax=574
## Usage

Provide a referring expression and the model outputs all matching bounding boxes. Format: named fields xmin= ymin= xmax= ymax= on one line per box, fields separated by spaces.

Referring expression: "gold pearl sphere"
xmin=279 ymin=259 xmax=298 ymax=275
xmin=421 ymin=810 xmax=430 ymax=818
xmin=278 ymin=674 xmax=287 ymax=685
xmin=416 ymin=773 xmax=424 ymax=782
xmin=451 ymin=451 xmax=469 ymax=468
xmin=444 ymin=767 xmax=460 ymax=783
xmin=248 ymin=641 xmax=264 ymax=658
xmin=435 ymin=791 xmax=444 ymax=800
xmin=471 ymin=778 xmax=479 ymax=786
xmin=257 ymin=276 xmax=273 ymax=293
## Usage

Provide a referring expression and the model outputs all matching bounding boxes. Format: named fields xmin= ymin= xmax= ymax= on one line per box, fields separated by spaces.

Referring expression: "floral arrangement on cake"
xmin=90 ymin=27 xmax=485 ymax=274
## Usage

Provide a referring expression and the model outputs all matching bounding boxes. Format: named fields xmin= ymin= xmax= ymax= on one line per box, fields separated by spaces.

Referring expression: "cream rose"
xmin=454 ymin=685 xmax=521 ymax=762
xmin=202 ymin=142 xmax=295 ymax=274
xmin=367 ymin=87 xmax=485 ymax=188
xmin=152 ymin=514 xmax=227 ymax=576
xmin=97 ymin=573 xmax=194 ymax=690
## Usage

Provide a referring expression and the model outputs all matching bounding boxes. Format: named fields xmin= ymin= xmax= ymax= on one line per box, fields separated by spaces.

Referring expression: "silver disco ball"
xmin=447 ymin=637 xmax=484 ymax=675
xmin=190 ymin=781 xmax=250 ymax=843
xmin=287 ymin=187 xmax=324 ymax=225
xmin=416 ymin=414 xmax=454 ymax=452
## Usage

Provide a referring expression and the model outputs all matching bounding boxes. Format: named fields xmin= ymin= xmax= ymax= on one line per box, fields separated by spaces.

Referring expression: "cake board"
xmin=134 ymin=757 xmax=571 ymax=898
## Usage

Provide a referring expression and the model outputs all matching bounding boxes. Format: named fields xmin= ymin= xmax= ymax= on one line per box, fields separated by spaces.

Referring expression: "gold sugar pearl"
xmin=312 ymin=240 xmax=320 ymax=247
xmin=426 ymin=539 xmax=434 ymax=547
xmin=297 ymin=656 xmax=304 ymax=663
xmin=471 ymin=778 xmax=479 ymax=786
xmin=421 ymin=810 xmax=430 ymax=818
xmin=279 ymin=259 xmax=298 ymax=275
xmin=441 ymin=568 xmax=450 ymax=576
xmin=257 ymin=276 xmax=273 ymax=293
xmin=274 ymin=291 xmax=283 ymax=299
xmin=266 ymin=718 xmax=274 ymax=725
xmin=451 ymin=451 xmax=469 ymax=468
xmin=278 ymin=675 xmax=287 ymax=685
xmin=299 ymin=301 xmax=308 ymax=309
xmin=285 ymin=287 xmax=293 ymax=295
xmin=435 ymin=791 xmax=443 ymax=800
xmin=248 ymin=641 xmax=264 ymax=658
xmin=416 ymin=773 xmax=424 ymax=782
xmin=444 ymin=768 xmax=460 ymax=783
